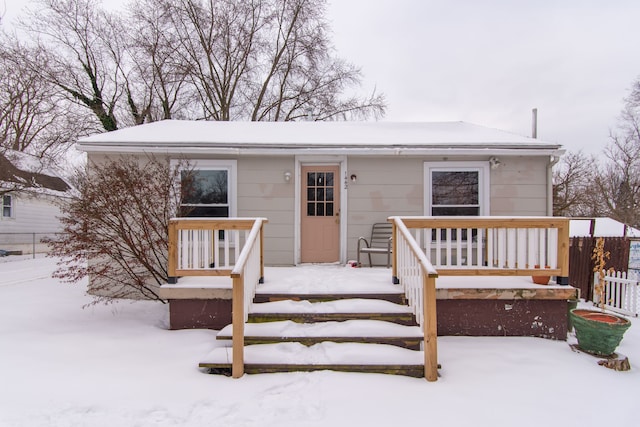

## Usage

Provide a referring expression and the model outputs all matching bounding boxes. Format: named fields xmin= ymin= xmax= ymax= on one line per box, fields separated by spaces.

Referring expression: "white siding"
xmin=490 ymin=156 xmax=548 ymax=216
xmin=0 ymin=193 xmax=66 ymax=253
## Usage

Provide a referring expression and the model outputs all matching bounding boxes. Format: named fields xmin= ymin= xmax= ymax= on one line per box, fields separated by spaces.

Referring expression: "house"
xmin=0 ymin=150 xmax=73 ymax=255
xmin=78 ymin=120 xmax=579 ymax=378
xmin=77 ymin=120 xmax=563 ymax=266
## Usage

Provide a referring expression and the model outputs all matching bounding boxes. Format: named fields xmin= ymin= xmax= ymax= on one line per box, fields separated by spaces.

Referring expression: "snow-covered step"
xmin=199 ymin=342 xmax=426 ymax=377
xmin=248 ymin=298 xmax=417 ymax=325
xmin=253 ymin=292 xmax=406 ymax=304
xmin=217 ymin=319 xmax=424 ymax=349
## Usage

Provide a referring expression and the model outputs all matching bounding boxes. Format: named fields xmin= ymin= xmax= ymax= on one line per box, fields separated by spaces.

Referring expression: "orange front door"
xmin=300 ymin=165 xmax=340 ymax=263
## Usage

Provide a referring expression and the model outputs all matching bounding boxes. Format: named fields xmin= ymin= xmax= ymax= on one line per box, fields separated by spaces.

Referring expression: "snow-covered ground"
xmin=1 ymin=255 xmax=639 ymax=427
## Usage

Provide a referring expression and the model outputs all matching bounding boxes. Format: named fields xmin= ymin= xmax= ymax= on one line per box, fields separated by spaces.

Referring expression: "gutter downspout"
xmin=547 ymin=154 xmax=561 ymax=216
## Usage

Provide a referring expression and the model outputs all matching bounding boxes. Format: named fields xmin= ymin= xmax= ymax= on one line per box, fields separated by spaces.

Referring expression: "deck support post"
xmin=232 ymin=275 xmax=245 ymax=378
xmin=423 ymin=275 xmax=438 ymax=382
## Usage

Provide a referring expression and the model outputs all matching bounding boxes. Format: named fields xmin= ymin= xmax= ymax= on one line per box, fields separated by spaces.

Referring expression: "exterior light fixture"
xmin=284 ymin=171 xmax=292 ymax=182
xmin=489 ymin=157 xmax=501 ymax=170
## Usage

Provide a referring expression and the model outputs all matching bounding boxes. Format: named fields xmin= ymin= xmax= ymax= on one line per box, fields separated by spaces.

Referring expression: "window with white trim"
xmin=425 ymin=162 xmax=489 ymax=240
xmin=425 ymin=162 xmax=489 ymax=217
xmin=178 ymin=160 xmax=237 ymax=218
xmin=2 ymin=195 xmax=13 ymax=218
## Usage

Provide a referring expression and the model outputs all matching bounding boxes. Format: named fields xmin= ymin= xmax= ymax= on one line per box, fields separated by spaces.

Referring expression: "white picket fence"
xmin=593 ymin=270 xmax=640 ymax=317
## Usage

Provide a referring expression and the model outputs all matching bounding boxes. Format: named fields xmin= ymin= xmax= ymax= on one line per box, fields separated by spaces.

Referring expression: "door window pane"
xmin=326 ymin=188 xmax=334 ymax=202
xmin=306 ymin=170 xmax=336 ymax=218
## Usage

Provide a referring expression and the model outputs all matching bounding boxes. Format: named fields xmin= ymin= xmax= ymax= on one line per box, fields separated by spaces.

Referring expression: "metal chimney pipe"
xmin=532 ymin=108 xmax=538 ymax=138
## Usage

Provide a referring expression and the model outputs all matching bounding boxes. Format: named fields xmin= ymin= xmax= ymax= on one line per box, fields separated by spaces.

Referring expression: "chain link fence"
xmin=0 ymin=233 xmax=64 ymax=258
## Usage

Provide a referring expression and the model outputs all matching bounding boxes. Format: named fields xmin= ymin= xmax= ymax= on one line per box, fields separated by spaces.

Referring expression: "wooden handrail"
xmin=166 ymin=217 xmax=268 ymax=378
xmin=389 ymin=216 xmax=570 ymax=282
xmin=391 ymin=217 xmax=438 ymax=382
xmin=230 ymin=218 xmax=267 ymax=378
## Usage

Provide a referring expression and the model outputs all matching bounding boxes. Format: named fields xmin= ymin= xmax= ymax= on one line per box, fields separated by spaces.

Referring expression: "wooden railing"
xmin=390 ymin=217 xmax=439 ymax=382
xmin=167 ymin=217 xmax=268 ymax=378
xmin=168 ymin=218 xmax=267 ymax=279
xmin=390 ymin=216 xmax=570 ymax=282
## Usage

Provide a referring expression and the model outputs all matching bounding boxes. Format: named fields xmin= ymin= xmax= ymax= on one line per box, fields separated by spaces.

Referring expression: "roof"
xmin=77 ymin=120 xmax=563 ymax=156
xmin=570 ymin=217 xmax=640 ymax=238
xmin=0 ymin=150 xmax=72 ymax=195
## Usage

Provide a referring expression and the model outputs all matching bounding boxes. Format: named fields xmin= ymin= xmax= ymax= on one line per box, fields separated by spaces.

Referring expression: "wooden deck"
xmin=160 ymin=265 xmax=578 ymax=377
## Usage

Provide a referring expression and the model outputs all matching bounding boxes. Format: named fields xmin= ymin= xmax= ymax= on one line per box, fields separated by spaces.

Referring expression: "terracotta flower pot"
xmin=570 ymin=308 xmax=631 ymax=356
xmin=531 ymin=265 xmax=551 ymax=285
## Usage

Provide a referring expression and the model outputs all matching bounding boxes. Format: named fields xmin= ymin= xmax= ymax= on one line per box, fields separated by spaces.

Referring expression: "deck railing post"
xmin=259 ymin=223 xmax=265 ymax=284
xmin=391 ymin=219 xmax=399 ymax=284
xmin=423 ymin=274 xmax=438 ymax=382
xmin=556 ymin=219 xmax=570 ymax=285
xmin=232 ymin=274 xmax=245 ymax=378
xmin=167 ymin=220 xmax=178 ymax=281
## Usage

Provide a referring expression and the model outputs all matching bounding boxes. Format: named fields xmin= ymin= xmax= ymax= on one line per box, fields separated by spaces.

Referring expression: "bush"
xmin=45 ymin=155 xmax=191 ymax=303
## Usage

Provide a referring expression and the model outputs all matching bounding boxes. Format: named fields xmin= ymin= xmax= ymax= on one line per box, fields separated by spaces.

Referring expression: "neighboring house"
xmin=77 ymin=120 xmax=564 ymax=266
xmin=0 ymin=150 xmax=73 ymax=254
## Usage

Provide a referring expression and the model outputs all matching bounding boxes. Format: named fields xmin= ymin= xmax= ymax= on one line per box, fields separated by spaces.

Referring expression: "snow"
xmin=570 ymin=217 xmax=640 ymax=238
xmin=201 ymin=342 xmax=425 ymax=366
xmin=1 ymin=255 xmax=640 ymax=426
xmin=218 ymin=320 xmax=423 ymax=339
xmin=250 ymin=298 xmax=413 ymax=314
xmin=77 ymin=120 xmax=561 ymax=149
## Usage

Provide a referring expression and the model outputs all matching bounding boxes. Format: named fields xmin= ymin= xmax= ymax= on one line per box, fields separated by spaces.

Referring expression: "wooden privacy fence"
xmin=390 ymin=216 xmax=570 ymax=281
xmin=593 ymin=270 xmax=640 ymax=317
xmin=167 ymin=217 xmax=268 ymax=378
xmin=390 ymin=217 xmax=439 ymax=382
xmin=569 ymin=237 xmax=630 ymax=301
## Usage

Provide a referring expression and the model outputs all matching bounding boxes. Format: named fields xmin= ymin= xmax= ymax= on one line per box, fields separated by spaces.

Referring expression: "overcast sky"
xmin=4 ymin=0 xmax=640 ymax=155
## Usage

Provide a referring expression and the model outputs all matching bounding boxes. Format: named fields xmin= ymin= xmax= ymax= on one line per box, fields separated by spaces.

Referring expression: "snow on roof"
xmin=570 ymin=217 xmax=640 ymax=237
xmin=0 ymin=150 xmax=72 ymax=195
xmin=77 ymin=120 xmax=562 ymax=153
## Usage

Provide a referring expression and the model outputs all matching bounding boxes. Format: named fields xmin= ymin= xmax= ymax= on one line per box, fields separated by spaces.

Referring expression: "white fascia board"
xmin=77 ymin=143 xmax=563 ymax=157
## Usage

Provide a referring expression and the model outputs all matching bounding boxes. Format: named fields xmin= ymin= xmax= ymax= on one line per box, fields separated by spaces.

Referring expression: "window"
xmin=425 ymin=162 xmax=488 ymax=217
xmin=431 ymin=170 xmax=480 ymax=216
xmin=424 ymin=162 xmax=489 ymax=240
xmin=2 ymin=195 xmax=13 ymax=218
xmin=177 ymin=160 xmax=237 ymax=218
xmin=306 ymin=171 xmax=335 ymax=217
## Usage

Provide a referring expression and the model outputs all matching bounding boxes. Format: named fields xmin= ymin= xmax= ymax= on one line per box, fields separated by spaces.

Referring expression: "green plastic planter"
xmin=570 ymin=309 xmax=631 ymax=356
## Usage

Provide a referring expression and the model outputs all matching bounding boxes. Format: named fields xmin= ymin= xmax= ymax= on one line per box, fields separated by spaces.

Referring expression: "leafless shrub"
xmin=45 ymin=155 xmax=192 ymax=304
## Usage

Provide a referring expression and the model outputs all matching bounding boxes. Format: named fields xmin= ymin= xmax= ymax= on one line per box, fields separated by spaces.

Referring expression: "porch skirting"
xmin=164 ymin=289 xmax=577 ymax=340
xmin=168 ymin=299 xmax=232 ymax=330
xmin=437 ymin=299 xmax=569 ymax=340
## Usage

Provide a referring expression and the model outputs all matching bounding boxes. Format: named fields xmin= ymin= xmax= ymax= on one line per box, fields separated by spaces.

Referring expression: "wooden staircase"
xmin=199 ymin=288 xmax=429 ymax=377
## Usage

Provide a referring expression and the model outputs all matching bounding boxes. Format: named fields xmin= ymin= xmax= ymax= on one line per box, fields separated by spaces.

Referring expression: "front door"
xmin=300 ymin=165 xmax=340 ymax=263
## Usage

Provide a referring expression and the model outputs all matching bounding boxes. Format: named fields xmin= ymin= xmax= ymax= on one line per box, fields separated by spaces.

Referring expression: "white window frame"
xmin=172 ymin=159 xmax=238 ymax=218
xmin=424 ymin=161 xmax=490 ymax=216
xmin=2 ymin=195 xmax=14 ymax=219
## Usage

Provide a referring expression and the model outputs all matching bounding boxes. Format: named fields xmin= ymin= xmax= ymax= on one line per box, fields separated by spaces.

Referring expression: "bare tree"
xmin=167 ymin=0 xmax=385 ymax=121
xmin=45 ymin=156 xmax=193 ymax=303
xmin=126 ymin=0 xmax=197 ymax=122
xmin=553 ymin=151 xmax=600 ymax=217
xmin=592 ymin=76 xmax=640 ymax=228
xmin=0 ymin=36 xmax=91 ymax=164
xmin=18 ymin=0 xmax=122 ymax=131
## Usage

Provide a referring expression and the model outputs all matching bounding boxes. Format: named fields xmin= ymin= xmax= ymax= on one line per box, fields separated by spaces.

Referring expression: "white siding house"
xmin=0 ymin=151 xmax=72 ymax=254
xmin=77 ymin=120 xmax=564 ymax=266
